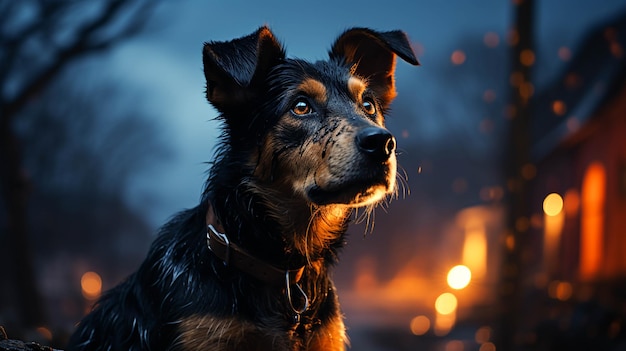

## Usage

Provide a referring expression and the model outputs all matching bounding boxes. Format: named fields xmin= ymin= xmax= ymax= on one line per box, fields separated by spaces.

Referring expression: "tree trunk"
xmin=0 ymin=114 xmax=46 ymax=329
xmin=496 ymin=0 xmax=535 ymax=350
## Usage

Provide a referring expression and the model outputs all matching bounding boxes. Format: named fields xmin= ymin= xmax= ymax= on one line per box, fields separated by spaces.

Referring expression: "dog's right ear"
xmin=203 ymin=26 xmax=285 ymax=113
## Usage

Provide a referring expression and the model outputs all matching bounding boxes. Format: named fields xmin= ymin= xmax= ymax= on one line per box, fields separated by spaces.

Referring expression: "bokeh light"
xmin=81 ymin=271 xmax=102 ymax=300
xmin=447 ymin=265 xmax=472 ymax=290
xmin=435 ymin=292 xmax=458 ymax=315
xmin=451 ymin=50 xmax=466 ymax=65
xmin=543 ymin=193 xmax=564 ymax=217
xmin=410 ymin=315 xmax=431 ymax=335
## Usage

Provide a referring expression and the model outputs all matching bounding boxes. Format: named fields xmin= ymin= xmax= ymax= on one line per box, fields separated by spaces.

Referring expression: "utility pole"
xmin=496 ymin=0 xmax=535 ymax=350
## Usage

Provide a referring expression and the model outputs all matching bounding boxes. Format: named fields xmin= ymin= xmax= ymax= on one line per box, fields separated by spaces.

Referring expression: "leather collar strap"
xmin=206 ymin=204 xmax=305 ymax=287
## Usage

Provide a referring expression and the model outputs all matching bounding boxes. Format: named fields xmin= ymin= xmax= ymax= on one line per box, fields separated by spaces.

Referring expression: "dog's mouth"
xmin=306 ymin=171 xmax=394 ymax=207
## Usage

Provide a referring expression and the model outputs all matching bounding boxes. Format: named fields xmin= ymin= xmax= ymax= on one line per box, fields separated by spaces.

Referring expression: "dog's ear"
xmin=203 ymin=26 xmax=285 ymax=112
xmin=330 ymin=28 xmax=419 ymax=108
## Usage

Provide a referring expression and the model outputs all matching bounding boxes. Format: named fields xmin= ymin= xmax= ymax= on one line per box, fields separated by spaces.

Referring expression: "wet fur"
xmin=67 ymin=26 xmax=418 ymax=351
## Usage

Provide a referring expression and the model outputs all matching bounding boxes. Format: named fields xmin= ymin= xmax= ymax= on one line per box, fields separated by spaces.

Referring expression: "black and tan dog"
xmin=67 ymin=26 xmax=418 ymax=351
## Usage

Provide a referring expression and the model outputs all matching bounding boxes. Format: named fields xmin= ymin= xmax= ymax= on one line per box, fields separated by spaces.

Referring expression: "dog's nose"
xmin=356 ymin=127 xmax=396 ymax=162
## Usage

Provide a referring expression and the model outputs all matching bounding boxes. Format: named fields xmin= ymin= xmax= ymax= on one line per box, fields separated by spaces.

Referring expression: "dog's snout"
xmin=356 ymin=127 xmax=395 ymax=162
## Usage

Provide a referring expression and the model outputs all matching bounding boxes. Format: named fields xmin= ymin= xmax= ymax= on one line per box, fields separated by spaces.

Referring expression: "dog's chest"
xmin=175 ymin=313 xmax=345 ymax=351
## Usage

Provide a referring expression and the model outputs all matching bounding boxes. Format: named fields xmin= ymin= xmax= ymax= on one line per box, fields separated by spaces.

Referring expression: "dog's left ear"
xmin=330 ymin=28 xmax=419 ymax=108
xmin=203 ymin=26 xmax=285 ymax=114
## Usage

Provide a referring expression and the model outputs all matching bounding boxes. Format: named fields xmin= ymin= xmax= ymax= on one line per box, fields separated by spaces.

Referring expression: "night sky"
xmin=96 ymin=0 xmax=626 ymax=226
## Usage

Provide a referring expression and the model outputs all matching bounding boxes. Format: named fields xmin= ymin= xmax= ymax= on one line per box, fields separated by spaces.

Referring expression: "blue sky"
xmin=99 ymin=0 xmax=626 ymax=226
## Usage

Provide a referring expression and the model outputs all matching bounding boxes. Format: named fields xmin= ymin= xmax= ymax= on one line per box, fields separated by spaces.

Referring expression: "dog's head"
xmin=203 ymin=27 xmax=418 ymax=208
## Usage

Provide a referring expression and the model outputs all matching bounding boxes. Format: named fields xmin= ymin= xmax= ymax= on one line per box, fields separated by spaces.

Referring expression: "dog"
xmin=67 ymin=26 xmax=418 ymax=351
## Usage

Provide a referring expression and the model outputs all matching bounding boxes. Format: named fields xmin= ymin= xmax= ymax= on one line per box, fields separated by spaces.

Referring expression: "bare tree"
xmin=0 ymin=0 xmax=158 ymax=331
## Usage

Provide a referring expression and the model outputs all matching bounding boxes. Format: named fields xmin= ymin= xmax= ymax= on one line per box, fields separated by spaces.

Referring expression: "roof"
xmin=531 ymin=10 xmax=626 ymax=162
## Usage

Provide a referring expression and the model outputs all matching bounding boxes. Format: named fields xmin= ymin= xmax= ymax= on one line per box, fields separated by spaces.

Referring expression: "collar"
xmin=205 ymin=203 xmax=309 ymax=322
xmin=205 ymin=204 xmax=305 ymax=286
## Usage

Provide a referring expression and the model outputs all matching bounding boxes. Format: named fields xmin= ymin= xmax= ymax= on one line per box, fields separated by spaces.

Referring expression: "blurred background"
xmin=1 ymin=0 xmax=626 ymax=350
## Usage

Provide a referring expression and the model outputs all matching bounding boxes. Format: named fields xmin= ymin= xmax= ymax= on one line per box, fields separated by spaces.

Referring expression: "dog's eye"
xmin=362 ymin=98 xmax=377 ymax=115
xmin=291 ymin=99 xmax=313 ymax=116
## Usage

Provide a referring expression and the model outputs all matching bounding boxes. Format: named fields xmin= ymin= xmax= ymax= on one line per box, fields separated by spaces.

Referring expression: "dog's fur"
xmin=67 ymin=26 xmax=418 ymax=351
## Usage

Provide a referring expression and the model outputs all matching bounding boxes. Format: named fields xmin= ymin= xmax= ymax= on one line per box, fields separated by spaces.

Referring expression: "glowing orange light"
xmin=410 ymin=315 xmax=431 ymax=335
xmin=479 ymin=342 xmax=496 ymax=351
xmin=552 ymin=100 xmax=567 ymax=116
xmin=505 ymin=234 xmax=515 ymax=251
xmin=515 ymin=216 xmax=529 ymax=232
xmin=548 ymin=280 xmax=573 ymax=301
xmin=558 ymin=47 xmax=572 ymax=61
xmin=447 ymin=265 xmax=472 ymax=290
xmin=36 ymin=327 xmax=52 ymax=341
xmin=543 ymin=193 xmax=564 ymax=217
xmin=521 ymin=163 xmax=536 ymax=180
xmin=483 ymin=32 xmax=500 ymax=48
xmin=445 ymin=340 xmax=464 ymax=351
xmin=435 ymin=293 xmax=458 ymax=315
xmin=563 ymin=189 xmax=580 ymax=217
xmin=81 ymin=271 xmax=102 ymax=300
xmin=519 ymin=82 xmax=534 ymax=99
xmin=475 ymin=326 xmax=493 ymax=344
xmin=520 ymin=49 xmax=535 ymax=66
xmin=580 ymin=162 xmax=606 ymax=280
xmin=451 ymin=50 xmax=466 ymax=65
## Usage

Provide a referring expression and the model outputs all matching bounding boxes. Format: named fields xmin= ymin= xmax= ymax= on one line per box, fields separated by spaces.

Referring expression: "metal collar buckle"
xmin=207 ymin=224 xmax=230 ymax=265
xmin=285 ymin=270 xmax=309 ymax=324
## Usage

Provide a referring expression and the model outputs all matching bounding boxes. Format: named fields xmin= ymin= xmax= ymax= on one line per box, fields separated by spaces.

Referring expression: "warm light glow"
xmin=445 ymin=340 xmax=465 ymax=351
xmin=515 ymin=216 xmax=529 ymax=232
xmin=479 ymin=342 xmax=496 ymax=351
xmin=519 ymin=82 xmax=534 ymax=99
xmin=543 ymin=193 xmax=565 ymax=273
xmin=451 ymin=50 xmax=466 ymax=65
xmin=36 ymin=327 xmax=52 ymax=341
xmin=521 ymin=163 xmax=536 ymax=180
xmin=410 ymin=315 xmax=431 ymax=335
xmin=563 ymin=189 xmax=580 ymax=217
xmin=580 ymin=162 xmax=606 ymax=280
xmin=552 ymin=100 xmax=567 ymax=116
xmin=81 ymin=271 xmax=102 ymax=300
xmin=520 ymin=49 xmax=535 ymax=66
xmin=505 ymin=234 xmax=515 ymax=251
xmin=548 ymin=280 xmax=573 ymax=301
xmin=462 ymin=219 xmax=487 ymax=278
xmin=543 ymin=193 xmax=564 ymax=216
xmin=483 ymin=32 xmax=500 ymax=48
xmin=475 ymin=326 xmax=493 ymax=344
xmin=448 ymin=265 xmax=472 ymax=290
xmin=435 ymin=293 xmax=458 ymax=315
xmin=354 ymin=257 xmax=377 ymax=291
xmin=434 ymin=312 xmax=456 ymax=336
